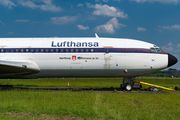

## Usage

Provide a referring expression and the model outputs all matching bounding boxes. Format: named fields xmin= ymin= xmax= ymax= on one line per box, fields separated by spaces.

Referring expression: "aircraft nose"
xmin=168 ymin=53 xmax=178 ymax=67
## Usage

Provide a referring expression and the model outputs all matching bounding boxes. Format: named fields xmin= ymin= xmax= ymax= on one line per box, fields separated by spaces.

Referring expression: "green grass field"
xmin=0 ymin=77 xmax=180 ymax=88
xmin=0 ymin=78 xmax=179 ymax=120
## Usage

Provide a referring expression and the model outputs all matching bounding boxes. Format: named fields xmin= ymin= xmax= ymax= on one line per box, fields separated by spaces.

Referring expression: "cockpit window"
xmin=150 ymin=47 xmax=162 ymax=52
xmin=155 ymin=48 xmax=161 ymax=52
xmin=150 ymin=48 xmax=156 ymax=52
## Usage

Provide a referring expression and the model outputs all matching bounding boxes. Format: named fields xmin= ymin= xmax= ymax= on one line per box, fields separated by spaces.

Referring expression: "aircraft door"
xmin=104 ymin=48 xmax=112 ymax=69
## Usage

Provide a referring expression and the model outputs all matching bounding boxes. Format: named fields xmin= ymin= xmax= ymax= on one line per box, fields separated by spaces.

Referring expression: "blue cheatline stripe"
xmin=0 ymin=48 xmax=167 ymax=54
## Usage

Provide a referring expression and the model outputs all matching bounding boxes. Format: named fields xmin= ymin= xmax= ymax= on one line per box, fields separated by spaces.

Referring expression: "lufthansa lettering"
xmin=51 ymin=41 xmax=99 ymax=47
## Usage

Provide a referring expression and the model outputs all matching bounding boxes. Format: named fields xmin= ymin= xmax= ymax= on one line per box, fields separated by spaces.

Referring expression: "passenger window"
xmin=66 ymin=49 xmax=68 ymax=52
xmin=61 ymin=49 xmax=63 ymax=52
xmin=26 ymin=49 xmax=29 ymax=52
xmin=91 ymin=49 xmax=94 ymax=52
xmin=36 ymin=49 xmax=39 ymax=52
xmin=11 ymin=49 xmax=14 ymax=52
xmin=6 ymin=49 xmax=9 ymax=52
xmin=51 ymin=49 xmax=54 ymax=52
xmin=21 ymin=49 xmax=24 ymax=52
xmin=71 ymin=49 xmax=73 ymax=52
xmin=46 ymin=49 xmax=49 ymax=52
xmin=81 ymin=49 xmax=83 ymax=52
xmin=56 ymin=49 xmax=58 ymax=52
xmin=86 ymin=49 xmax=88 ymax=52
xmin=41 ymin=49 xmax=44 ymax=52
xmin=106 ymin=49 xmax=109 ymax=53
xmin=76 ymin=49 xmax=78 ymax=52
xmin=31 ymin=49 xmax=34 ymax=52
xmin=1 ymin=49 xmax=3 ymax=52
xmin=16 ymin=49 xmax=19 ymax=52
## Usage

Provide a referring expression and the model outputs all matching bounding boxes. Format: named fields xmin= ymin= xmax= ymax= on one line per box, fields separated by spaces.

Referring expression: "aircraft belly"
xmin=34 ymin=68 xmax=158 ymax=77
xmin=34 ymin=69 xmax=124 ymax=77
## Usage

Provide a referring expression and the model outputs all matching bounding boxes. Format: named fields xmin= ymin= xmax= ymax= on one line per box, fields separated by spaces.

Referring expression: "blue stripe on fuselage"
xmin=0 ymin=48 xmax=167 ymax=54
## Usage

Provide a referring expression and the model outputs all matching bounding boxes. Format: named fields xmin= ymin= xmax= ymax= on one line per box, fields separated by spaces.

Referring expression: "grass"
xmin=0 ymin=78 xmax=122 ymax=87
xmin=0 ymin=89 xmax=179 ymax=119
xmin=0 ymin=77 xmax=180 ymax=88
xmin=138 ymin=77 xmax=180 ymax=88
xmin=0 ymin=77 xmax=179 ymax=119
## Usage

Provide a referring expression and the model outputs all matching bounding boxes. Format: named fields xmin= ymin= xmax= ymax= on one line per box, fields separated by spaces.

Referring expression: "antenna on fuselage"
xmin=95 ymin=33 xmax=99 ymax=38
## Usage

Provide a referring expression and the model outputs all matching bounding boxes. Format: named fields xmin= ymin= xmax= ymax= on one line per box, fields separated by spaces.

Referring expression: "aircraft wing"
xmin=0 ymin=60 xmax=40 ymax=75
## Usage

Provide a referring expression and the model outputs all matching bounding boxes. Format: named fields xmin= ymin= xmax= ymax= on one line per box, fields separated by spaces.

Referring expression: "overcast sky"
xmin=0 ymin=0 xmax=180 ymax=69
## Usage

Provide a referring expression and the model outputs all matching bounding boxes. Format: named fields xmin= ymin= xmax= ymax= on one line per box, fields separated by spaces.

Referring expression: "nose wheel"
xmin=121 ymin=77 xmax=141 ymax=91
xmin=124 ymin=84 xmax=133 ymax=91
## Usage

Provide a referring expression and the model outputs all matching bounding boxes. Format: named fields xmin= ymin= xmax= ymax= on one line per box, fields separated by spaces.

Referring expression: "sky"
xmin=0 ymin=0 xmax=180 ymax=69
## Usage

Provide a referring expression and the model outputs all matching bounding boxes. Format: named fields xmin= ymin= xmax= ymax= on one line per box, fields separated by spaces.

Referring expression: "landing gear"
xmin=121 ymin=77 xmax=141 ymax=91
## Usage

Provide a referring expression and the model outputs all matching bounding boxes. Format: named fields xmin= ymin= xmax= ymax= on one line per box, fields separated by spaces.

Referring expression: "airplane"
xmin=0 ymin=34 xmax=178 ymax=91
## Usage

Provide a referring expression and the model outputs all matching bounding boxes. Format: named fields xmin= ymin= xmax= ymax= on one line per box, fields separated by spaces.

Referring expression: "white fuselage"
xmin=0 ymin=37 xmax=169 ymax=78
